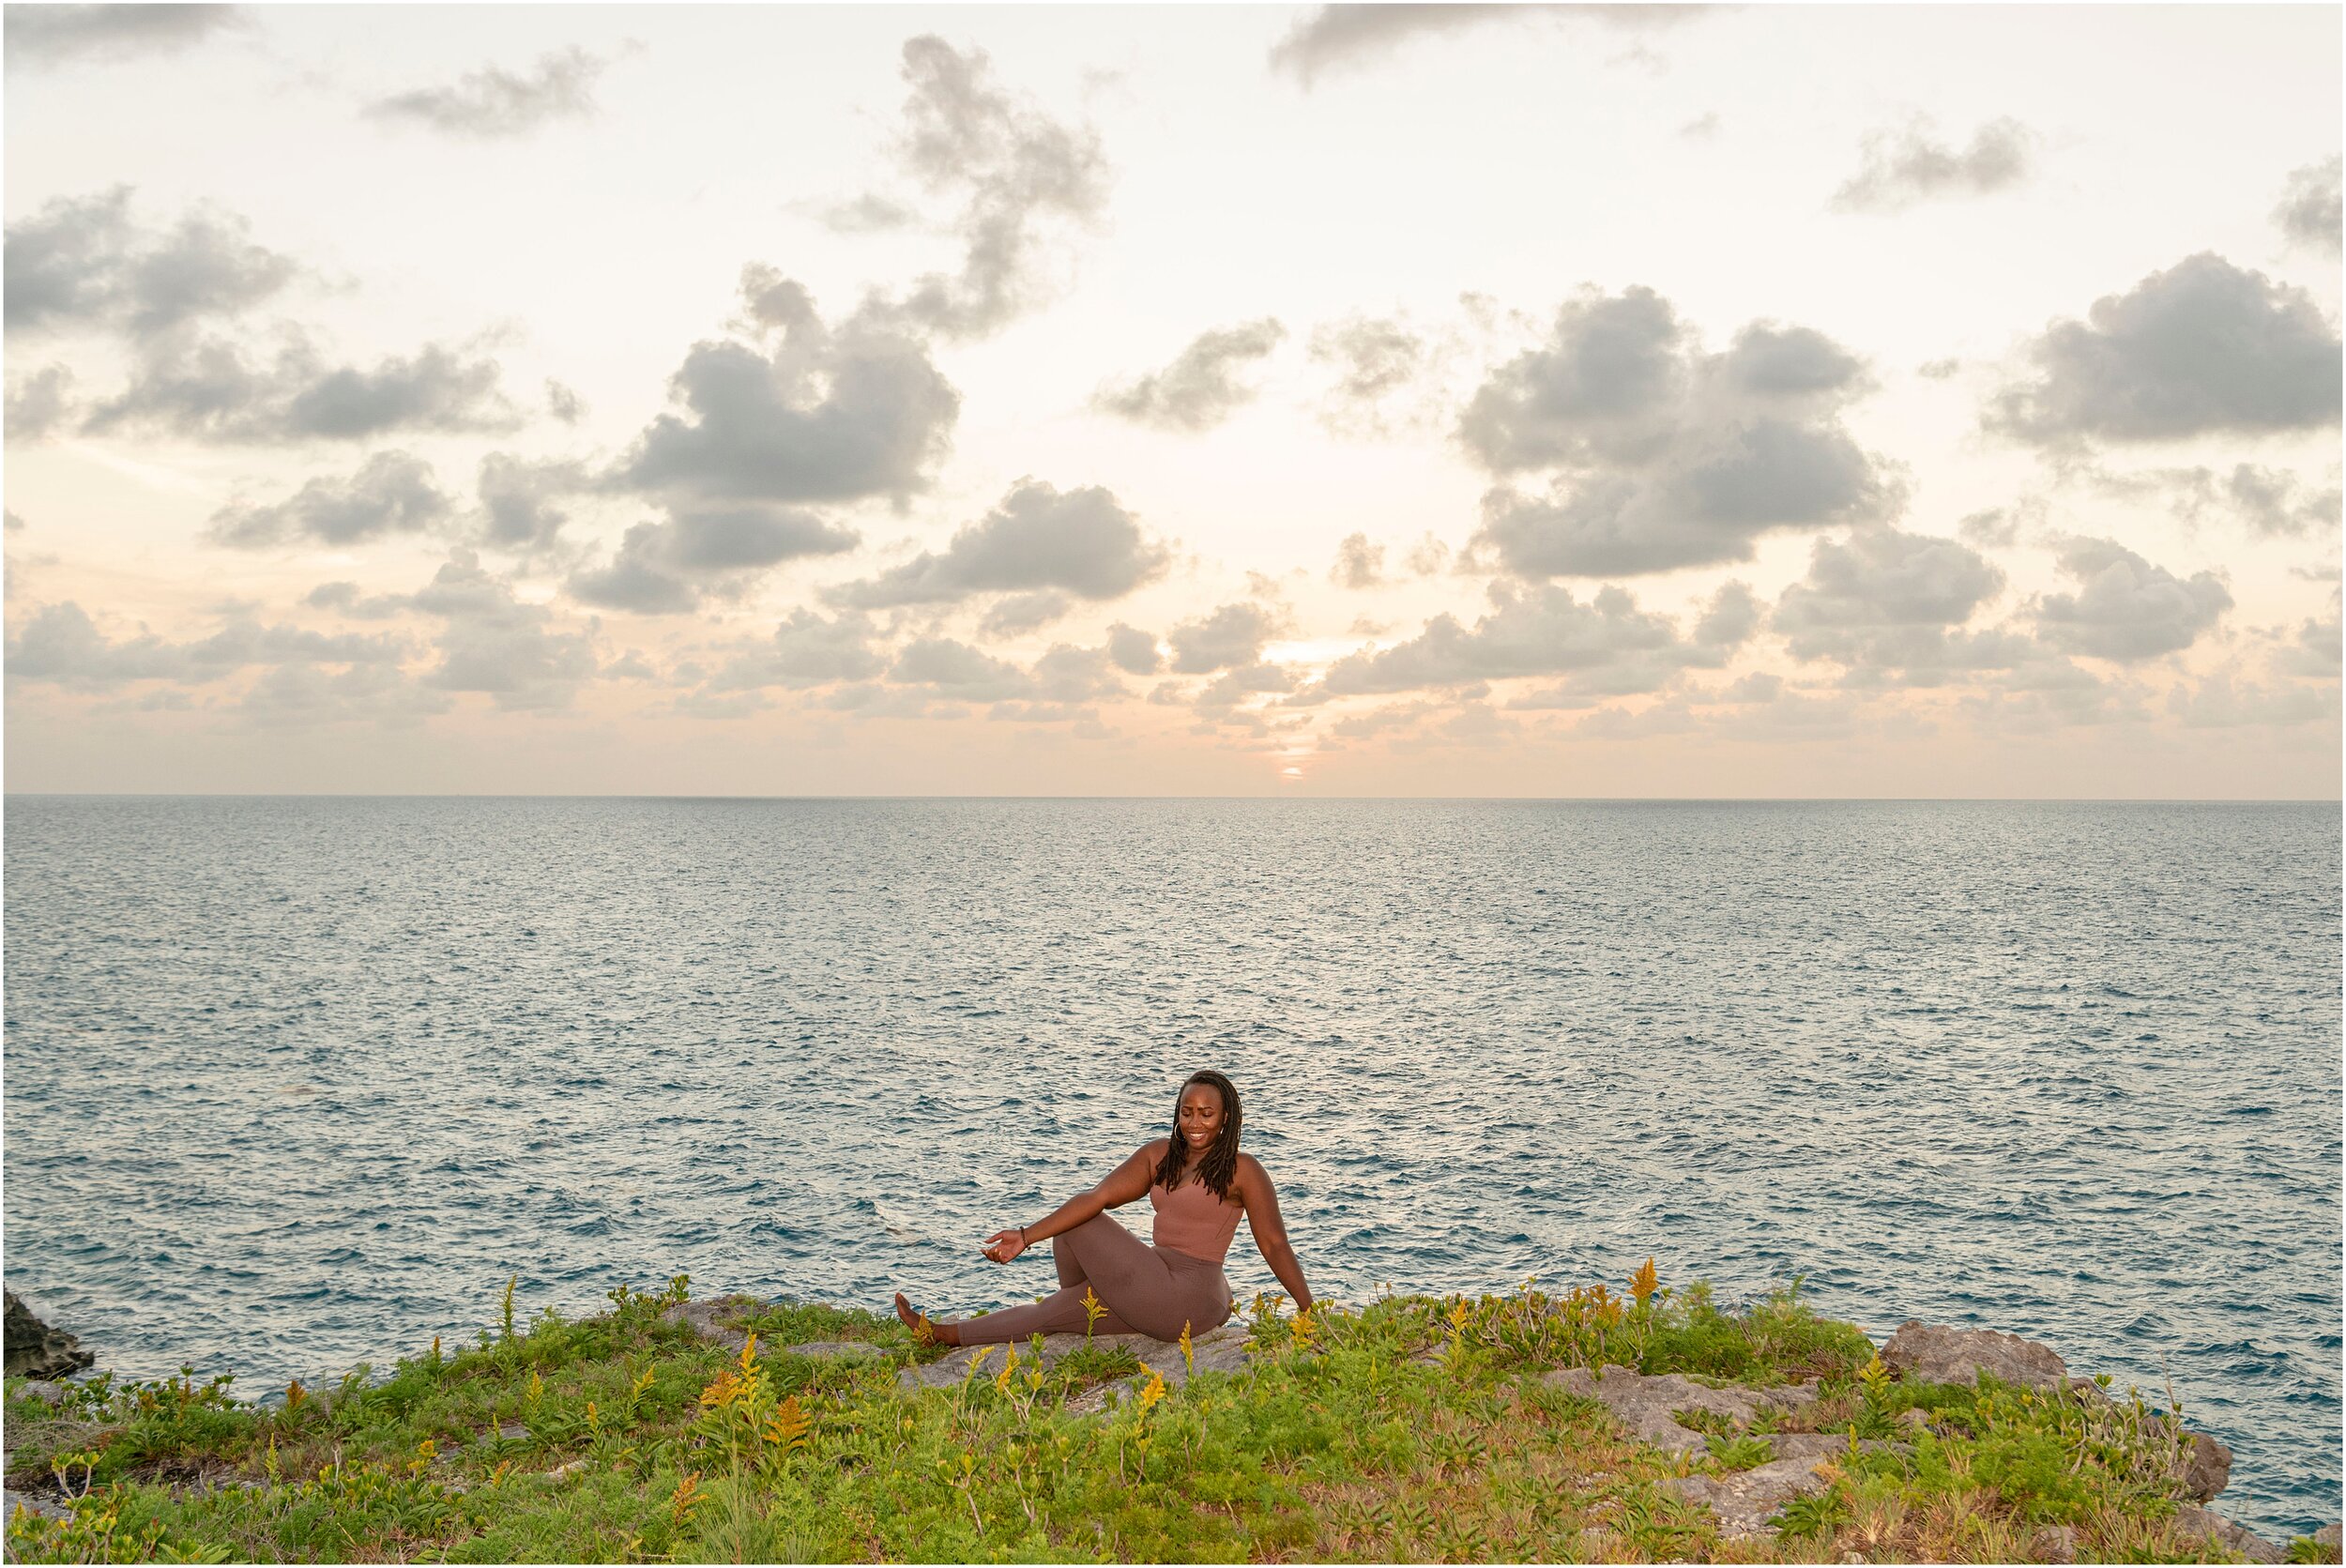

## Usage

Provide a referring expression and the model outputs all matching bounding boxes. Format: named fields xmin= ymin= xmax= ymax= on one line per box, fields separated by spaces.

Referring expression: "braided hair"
xmin=1152 ymin=1070 xmax=1242 ymax=1200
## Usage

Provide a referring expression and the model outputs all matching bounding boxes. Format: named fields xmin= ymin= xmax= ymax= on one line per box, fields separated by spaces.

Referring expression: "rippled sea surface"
xmin=5 ymin=798 xmax=2338 ymax=1530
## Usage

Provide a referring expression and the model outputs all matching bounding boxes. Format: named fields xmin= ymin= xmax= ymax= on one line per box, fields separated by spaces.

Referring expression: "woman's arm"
xmin=1237 ymin=1157 xmax=1313 ymax=1315
xmin=982 ymin=1142 xmax=1161 ymax=1263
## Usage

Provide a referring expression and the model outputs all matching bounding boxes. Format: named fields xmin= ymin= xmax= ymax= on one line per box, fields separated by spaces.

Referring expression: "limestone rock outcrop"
xmin=4 ymin=1292 xmax=93 ymax=1381
xmin=1880 ymin=1319 xmax=2065 ymax=1392
xmin=651 ymin=1296 xmax=1255 ymax=1409
xmin=896 ymin=1321 xmax=1253 ymax=1396
xmin=1542 ymin=1362 xmax=1820 ymax=1458
xmin=1665 ymin=1455 xmax=1835 ymax=1539
xmin=2169 ymin=1428 xmax=2235 ymax=1502
xmin=2172 ymin=1503 xmax=2285 ymax=1564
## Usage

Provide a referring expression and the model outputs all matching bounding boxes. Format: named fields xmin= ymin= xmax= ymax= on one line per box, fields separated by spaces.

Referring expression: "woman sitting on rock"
xmin=894 ymin=1070 xmax=1313 ymax=1346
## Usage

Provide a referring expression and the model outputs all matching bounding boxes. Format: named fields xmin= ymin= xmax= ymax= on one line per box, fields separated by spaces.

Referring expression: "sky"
xmin=4 ymin=2 xmax=2339 ymax=797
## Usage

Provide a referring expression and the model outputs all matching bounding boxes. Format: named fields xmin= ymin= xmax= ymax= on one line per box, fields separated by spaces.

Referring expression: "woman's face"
xmin=1177 ymin=1083 xmax=1226 ymax=1154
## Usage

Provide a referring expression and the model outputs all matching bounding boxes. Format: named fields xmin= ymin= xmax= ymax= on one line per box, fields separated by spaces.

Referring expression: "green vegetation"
xmin=3 ymin=1271 xmax=2329 ymax=1563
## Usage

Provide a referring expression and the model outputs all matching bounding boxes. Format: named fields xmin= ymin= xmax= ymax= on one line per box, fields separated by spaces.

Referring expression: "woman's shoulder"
xmin=1235 ymin=1152 xmax=1272 ymax=1188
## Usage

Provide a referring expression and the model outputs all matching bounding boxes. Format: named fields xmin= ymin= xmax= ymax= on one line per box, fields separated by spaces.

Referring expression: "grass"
xmin=3 ymin=1271 xmax=2333 ymax=1564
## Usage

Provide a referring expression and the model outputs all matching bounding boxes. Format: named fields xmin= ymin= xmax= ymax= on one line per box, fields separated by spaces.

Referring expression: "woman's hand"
xmin=981 ymin=1228 xmax=1027 ymax=1264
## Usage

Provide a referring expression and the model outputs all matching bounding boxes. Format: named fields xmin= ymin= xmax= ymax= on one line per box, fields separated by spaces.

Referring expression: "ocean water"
xmin=3 ymin=797 xmax=2338 ymax=1534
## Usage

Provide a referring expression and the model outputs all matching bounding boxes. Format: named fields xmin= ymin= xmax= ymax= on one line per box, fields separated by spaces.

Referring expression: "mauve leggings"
xmin=954 ymin=1211 xmax=1233 ymax=1344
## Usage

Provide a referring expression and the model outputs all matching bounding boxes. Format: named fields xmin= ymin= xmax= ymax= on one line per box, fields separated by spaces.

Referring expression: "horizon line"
xmin=4 ymin=792 xmax=2339 ymax=806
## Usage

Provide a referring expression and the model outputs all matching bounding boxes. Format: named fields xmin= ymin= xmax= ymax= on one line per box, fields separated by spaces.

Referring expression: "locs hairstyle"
xmin=1153 ymin=1070 xmax=1242 ymax=1200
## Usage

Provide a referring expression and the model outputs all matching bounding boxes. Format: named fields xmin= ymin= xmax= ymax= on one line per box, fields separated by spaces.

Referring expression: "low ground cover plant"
xmin=3 ymin=1269 xmax=2326 ymax=1563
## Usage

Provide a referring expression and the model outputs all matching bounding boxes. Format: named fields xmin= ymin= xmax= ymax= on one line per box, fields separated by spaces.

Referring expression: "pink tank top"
xmin=1150 ymin=1178 xmax=1243 ymax=1264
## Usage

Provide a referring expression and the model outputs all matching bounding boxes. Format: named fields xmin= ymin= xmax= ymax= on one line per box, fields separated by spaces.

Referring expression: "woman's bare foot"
xmin=894 ymin=1291 xmax=960 ymax=1346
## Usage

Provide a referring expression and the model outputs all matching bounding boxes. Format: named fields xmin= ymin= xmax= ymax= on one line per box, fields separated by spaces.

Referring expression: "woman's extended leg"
xmin=952 ymin=1212 xmax=1165 ymax=1344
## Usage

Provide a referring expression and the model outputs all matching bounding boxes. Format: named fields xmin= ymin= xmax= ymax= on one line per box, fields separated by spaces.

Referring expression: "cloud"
xmin=1772 ymin=528 xmax=2025 ymax=682
xmin=1458 ymin=286 xmax=1689 ymax=472
xmin=5 ymin=600 xmax=408 ymax=691
xmin=2274 ymin=157 xmax=2341 ymax=257
xmin=364 ymin=47 xmax=607 ymax=139
xmin=568 ymin=506 xmax=859 ymax=614
xmin=862 ymin=36 xmax=1110 ymax=341
xmin=2089 ymin=461 xmax=2341 ymax=540
xmin=977 ymin=590 xmax=1071 ymax=637
xmin=207 ymin=449 xmax=453 ymax=548
xmin=1331 ymin=532 xmax=1385 ymax=589
xmin=477 ymin=453 xmax=591 ymax=555
xmin=2031 ymin=535 xmax=2232 ymax=661
xmin=1458 ymin=295 xmax=1892 ymax=576
xmin=1957 ymin=507 xmax=2021 ymax=548
xmin=1986 ymin=253 xmax=2342 ymax=446
xmin=1167 ymin=601 xmax=1287 ymax=675
xmin=1831 ymin=116 xmax=2036 ymax=213
xmin=713 ymin=623 xmax=1130 ymax=714
xmin=708 ymin=609 xmax=888 ymax=690
xmin=1267 ymin=4 xmax=1709 ymax=87
xmin=1467 ymin=341 xmax=1895 ymax=574
xmin=815 ymin=194 xmax=920 ymax=236
xmin=830 ymin=479 xmax=1167 ymax=610
xmin=1093 ymin=318 xmax=1287 ymax=433
xmin=2 ymin=190 xmax=530 ymax=447
xmin=407 ymin=549 xmax=596 ymax=709
xmin=1693 ymin=580 xmax=1762 ymax=647
xmin=1104 ymin=623 xmax=1162 ymax=675
xmin=83 ymin=331 xmax=522 ymax=444
xmin=887 ymin=636 xmax=1034 ymax=700
xmin=1405 ymin=534 xmax=1452 ymax=575
xmin=1196 ymin=661 xmax=1299 ymax=713
xmin=6 ymin=364 xmax=75 ymax=439
xmin=1723 ymin=324 xmax=1867 ymax=397
xmin=2168 ymin=671 xmax=2338 ymax=729
xmin=617 ymin=266 xmax=958 ymax=507
xmin=1308 ymin=313 xmax=1429 ymax=436
xmin=5 ymin=188 xmax=297 ymax=337
xmin=1318 ymin=578 xmax=1747 ymax=698
xmin=1028 ymin=644 xmax=1125 ymax=703
xmin=2214 ymin=466 xmax=2340 ymax=538
xmin=5 ymin=5 xmax=244 ymax=71
xmin=2280 ymin=609 xmax=2342 ymax=677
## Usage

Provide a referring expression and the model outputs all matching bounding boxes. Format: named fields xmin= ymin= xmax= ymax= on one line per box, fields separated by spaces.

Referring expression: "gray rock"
xmin=2173 ymin=1505 xmax=2283 ymax=1564
xmin=492 ymin=1421 xmax=528 ymax=1442
xmin=1762 ymin=1432 xmax=1901 ymax=1463
xmin=1662 ymin=1454 xmax=1835 ymax=1539
xmin=2312 ymin=1522 xmax=2340 ymax=1550
xmin=659 ymin=1299 xmax=753 ymax=1355
xmin=779 ymin=1341 xmax=883 ymax=1362
xmin=893 ymin=1322 xmax=1254 ymax=1402
xmin=4 ymin=1293 xmax=93 ymax=1382
xmin=1881 ymin=1320 xmax=2066 ymax=1393
xmin=2 ymin=1489 xmax=72 ymax=1522
xmin=15 ymin=1381 xmax=64 ymax=1408
xmin=2170 ymin=1429 xmax=2233 ymax=1502
xmin=2031 ymin=1523 xmax=2078 ymax=1563
xmin=894 ymin=1360 xmax=970 ymax=1393
xmin=1543 ymin=1364 xmax=1821 ymax=1458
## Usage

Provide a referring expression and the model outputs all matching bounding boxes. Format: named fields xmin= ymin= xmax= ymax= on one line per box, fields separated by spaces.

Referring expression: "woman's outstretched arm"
xmin=1237 ymin=1156 xmax=1314 ymax=1314
xmin=981 ymin=1142 xmax=1161 ymax=1263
